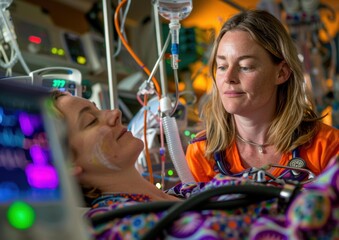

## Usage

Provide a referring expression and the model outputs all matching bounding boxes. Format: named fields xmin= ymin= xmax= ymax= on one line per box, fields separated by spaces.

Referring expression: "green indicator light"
xmin=184 ymin=130 xmax=190 ymax=136
xmin=57 ymin=49 xmax=65 ymax=56
xmin=7 ymin=201 xmax=35 ymax=230
xmin=190 ymin=133 xmax=196 ymax=139
xmin=77 ymin=56 xmax=87 ymax=65
xmin=168 ymin=169 xmax=174 ymax=176
xmin=51 ymin=47 xmax=58 ymax=54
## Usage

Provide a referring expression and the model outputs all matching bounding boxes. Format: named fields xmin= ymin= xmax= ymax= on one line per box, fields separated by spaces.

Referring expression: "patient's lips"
xmin=117 ymin=128 xmax=127 ymax=140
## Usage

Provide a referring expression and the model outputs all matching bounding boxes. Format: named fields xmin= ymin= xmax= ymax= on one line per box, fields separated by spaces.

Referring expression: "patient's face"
xmin=55 ymin=94 xmax=144 ymax=175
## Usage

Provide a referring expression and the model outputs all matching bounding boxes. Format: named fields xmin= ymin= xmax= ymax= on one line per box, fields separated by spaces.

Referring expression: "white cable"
xmin=0 ymin=7 xmax=30 ymax=74
xmin=146 ymin=31 xmax=171 ymax=84
xmin=0 ymin=43 xmax=8 ymax=63
xmin=0 ymin=43 xmax=11 ymax=75
xmin=168 ymin=68 xmax=179 ymax=117
xmin=113 ymin=0 xmax=131 ymax=58
xmin=0 ymin=42 xmax=18 ymax=69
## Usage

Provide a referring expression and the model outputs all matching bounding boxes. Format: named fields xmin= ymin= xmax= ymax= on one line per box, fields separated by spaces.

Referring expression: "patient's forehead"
xmin=57 ymin=95 xmax=89 ymax=108
xmin=56 ymin=95 xmax=88 ymax=122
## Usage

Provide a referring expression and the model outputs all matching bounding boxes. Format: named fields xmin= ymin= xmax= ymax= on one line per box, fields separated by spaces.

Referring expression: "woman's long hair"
xmin=202 ymin=9 xmax=320 ymax=159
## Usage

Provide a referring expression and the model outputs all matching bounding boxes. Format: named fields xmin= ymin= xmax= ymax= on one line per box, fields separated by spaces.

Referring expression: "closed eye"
xmin=85 ymin=118 xmax=98 ymax=128
xmin=80 ymin=113 xmax=99 ymax=129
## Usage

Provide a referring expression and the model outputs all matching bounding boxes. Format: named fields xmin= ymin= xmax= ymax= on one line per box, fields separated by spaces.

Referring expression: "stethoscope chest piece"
xmin=288 ymin=157 xmax=306 ymax=176
xmin=288 ymin=157 xmax=306 ymax=168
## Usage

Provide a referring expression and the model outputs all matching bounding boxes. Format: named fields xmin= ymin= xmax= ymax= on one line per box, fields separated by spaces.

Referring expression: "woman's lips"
xmin=224 ymin=90 xmax=244 ymax=97
xmin=117 ymin=128 xmax=127 ymax=140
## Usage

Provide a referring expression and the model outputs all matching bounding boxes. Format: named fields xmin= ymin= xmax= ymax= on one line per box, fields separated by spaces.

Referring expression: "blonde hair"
xmin=202 ymin=9 xmax=320 ymax=159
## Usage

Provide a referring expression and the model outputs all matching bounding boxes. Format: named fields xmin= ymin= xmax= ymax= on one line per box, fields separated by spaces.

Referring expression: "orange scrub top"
xmin=186 ymin=122 xmax=339 ymax=182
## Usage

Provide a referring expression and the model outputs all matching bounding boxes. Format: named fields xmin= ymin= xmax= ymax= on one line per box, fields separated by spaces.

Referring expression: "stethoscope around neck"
xmin=214 ymin=147 xmax=316 ymax=184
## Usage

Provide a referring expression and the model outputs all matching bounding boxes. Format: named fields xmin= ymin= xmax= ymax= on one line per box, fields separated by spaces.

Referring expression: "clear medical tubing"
xmin=163 ymin=115 xmax=195 ymax=183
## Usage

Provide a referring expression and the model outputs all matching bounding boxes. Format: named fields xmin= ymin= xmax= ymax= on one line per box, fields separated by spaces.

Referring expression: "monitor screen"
xmin=0 ymin=82 xmax=61 ymax=203
xmin=42 ymin=77 xmax=77 ymax=95
xmin=0 ymin=80 xmax=91 ymax=240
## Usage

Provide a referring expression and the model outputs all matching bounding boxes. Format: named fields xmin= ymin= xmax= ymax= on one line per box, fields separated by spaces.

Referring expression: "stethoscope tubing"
xmin=214 ymin=148 xmax=314 ymax=183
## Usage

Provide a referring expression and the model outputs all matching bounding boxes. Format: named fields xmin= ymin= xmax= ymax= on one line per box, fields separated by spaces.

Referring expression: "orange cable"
xmin=115 ymin=0 xmax=159 ymax=184
xmin=114 ymin=0 xmax=162 ymax=96
xmin=143 ymin=95 xmax=154 ymax=184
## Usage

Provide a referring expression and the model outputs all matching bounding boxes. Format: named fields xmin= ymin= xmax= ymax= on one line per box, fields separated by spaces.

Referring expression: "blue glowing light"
xmin=0 ymin=182 xmax=20 ymax=201
xmin=0 ymin=107 xmax=17 ymax=126
xmin=0 ymin=128 xmax=24 ymax=148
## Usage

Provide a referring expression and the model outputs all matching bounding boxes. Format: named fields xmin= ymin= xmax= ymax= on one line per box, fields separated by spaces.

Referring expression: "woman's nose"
xmin=224 ymin=67 xmax=238 ymax=84
xmin=105 ymin=109 xmax=122 ymax=126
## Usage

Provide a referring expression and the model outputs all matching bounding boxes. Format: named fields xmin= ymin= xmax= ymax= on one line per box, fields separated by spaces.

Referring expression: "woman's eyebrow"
xmin=216 ymin=54 xmax=257 ymax=61
xmin=77 ymin=106 xmax=92 ymax=121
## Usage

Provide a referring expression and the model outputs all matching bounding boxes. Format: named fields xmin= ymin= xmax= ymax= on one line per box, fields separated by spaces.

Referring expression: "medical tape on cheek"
xmin=92 ymin=131 xmax=121 ymax=171
xmin=87 ymin=144 xmax=99 ymax=166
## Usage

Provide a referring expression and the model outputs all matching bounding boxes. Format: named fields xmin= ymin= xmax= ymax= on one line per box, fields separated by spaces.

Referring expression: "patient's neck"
xmin=93 ymin=167 xmax=180 ymax=201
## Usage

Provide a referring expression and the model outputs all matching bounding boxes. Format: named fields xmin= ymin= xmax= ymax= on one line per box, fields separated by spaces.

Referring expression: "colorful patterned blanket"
xmin=85 ymin=156 xmax=338 ymax=240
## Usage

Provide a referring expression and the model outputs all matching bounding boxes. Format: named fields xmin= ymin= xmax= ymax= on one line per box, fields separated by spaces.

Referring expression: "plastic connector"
xmin=0 ymin=10 xmax=16 ymax=43
xmin=160 ymin=96 xmax=172 ymax=115
xmin=171 ymin=53 xmax=179 ymax=70
xmin=169 ymin=19 xmax=180 ymax=70
xmin=169 ymin=19 xmax=180 ymax=44
xmin=138 ymin=80 xmax=155 ymax=95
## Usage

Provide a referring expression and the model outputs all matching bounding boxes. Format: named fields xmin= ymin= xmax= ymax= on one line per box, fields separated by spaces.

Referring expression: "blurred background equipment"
xmin=0 ymin=67 xmax=83 ymax=97
xmin=29 ymin=67 xmax=83 ymax=96
xmin=0 ymin=0 xmax=30 ymax=76
xmin=0 ymin=80 xmax=91 ymax=240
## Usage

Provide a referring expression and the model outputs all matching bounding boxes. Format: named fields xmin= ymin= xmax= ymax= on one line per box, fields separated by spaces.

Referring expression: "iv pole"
xmin=102 ymin=0 xmax=119 ymax=109
xmin=100 ymin=0 xmax=245 ymax=110
xmin=152 ymin=1 xmax=168 ymax=97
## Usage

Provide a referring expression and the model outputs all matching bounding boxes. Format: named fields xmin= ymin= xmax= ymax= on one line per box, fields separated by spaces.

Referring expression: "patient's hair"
xmin=50 ymin=90 xmax=101 ymax=206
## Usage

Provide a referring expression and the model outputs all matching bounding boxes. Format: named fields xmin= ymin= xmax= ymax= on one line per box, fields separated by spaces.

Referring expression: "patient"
xmin=52 ymin=90 xmax=178 ymax=202
xmin=52 ymin=91 xmax=338 ymax=240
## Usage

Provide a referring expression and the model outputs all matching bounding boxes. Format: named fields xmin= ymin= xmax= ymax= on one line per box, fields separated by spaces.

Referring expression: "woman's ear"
xmin=69 ymin=146 xmax=83 ymax=176
xmin=276 ymin=61 xmax=292 ymax=85
xmin=71 ymin=165 xmax=83 ymax=176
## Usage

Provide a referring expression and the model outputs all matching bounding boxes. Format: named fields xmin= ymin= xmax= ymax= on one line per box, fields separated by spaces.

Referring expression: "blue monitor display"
xmin=0 ymin=82 xmax=61 ymax=203
xmin=0 ymin=80 xmax=91 ymax=240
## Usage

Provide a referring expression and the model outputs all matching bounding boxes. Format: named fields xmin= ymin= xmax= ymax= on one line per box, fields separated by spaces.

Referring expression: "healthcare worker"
xmin=186 ymin=9 xmax=339 ymax=182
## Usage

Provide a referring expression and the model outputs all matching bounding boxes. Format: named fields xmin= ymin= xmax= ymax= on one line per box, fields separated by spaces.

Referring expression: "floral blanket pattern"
xmin=85 ymin=156 xmax=339 ymax=240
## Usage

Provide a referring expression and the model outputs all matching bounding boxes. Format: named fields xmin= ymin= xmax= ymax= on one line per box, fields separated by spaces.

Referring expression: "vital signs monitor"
xmin=0 ymin=67 xmax=82 ymax=96
xmin=0 ymin=80 xmax=91 ymax=240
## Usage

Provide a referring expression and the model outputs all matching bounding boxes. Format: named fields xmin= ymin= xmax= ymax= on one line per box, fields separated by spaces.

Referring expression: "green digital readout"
xmin=52 ymin=79 xmax=66 ymax=88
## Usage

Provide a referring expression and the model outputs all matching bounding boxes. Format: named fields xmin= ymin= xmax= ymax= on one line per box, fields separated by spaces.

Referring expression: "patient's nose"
xmin=106 ymin=109 xmax=121 ymax=126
